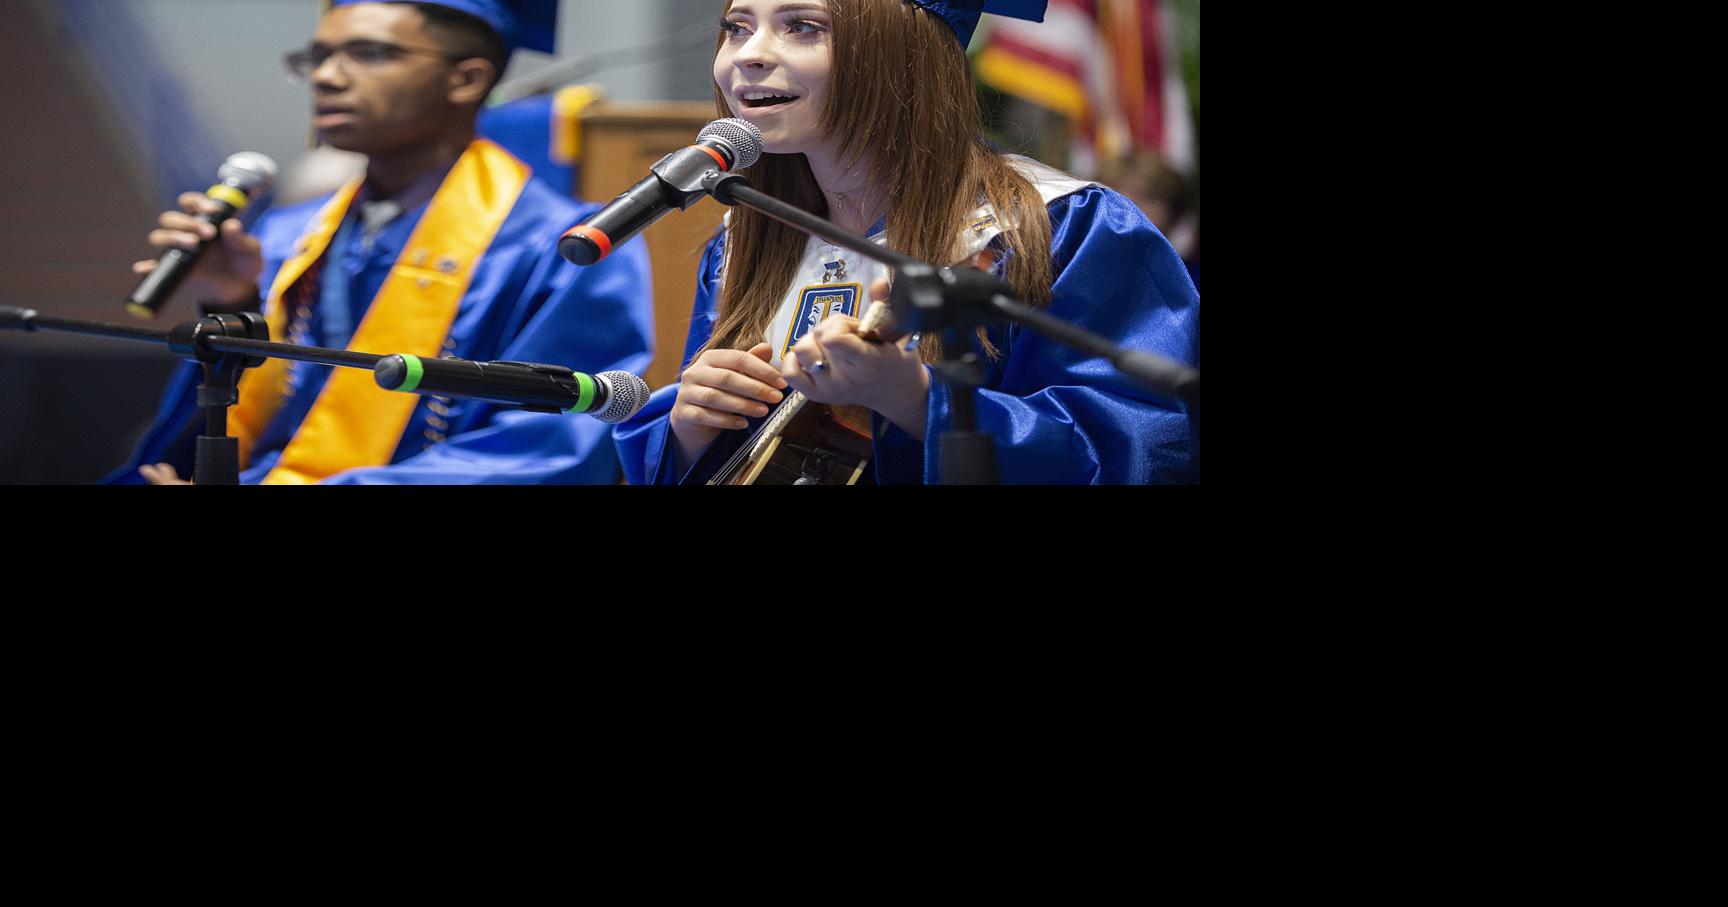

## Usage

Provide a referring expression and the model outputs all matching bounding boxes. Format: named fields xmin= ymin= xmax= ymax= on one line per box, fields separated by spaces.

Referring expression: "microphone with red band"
xmin=558 ymin=118 xmax=763 ymax=266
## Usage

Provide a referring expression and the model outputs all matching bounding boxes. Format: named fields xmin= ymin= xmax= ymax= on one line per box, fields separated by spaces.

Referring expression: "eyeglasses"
xmin=282 ymin=39 xmax=465 ymax=82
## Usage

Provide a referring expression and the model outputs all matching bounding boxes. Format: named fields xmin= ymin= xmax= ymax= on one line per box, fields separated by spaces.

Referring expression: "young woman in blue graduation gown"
xmin=614 ymin=0 xmax=1198 ymax=484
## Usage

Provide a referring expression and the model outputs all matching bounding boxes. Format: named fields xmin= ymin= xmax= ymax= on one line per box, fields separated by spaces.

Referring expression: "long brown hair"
xmin=697 ymin=0 xmax=1054 ymax=364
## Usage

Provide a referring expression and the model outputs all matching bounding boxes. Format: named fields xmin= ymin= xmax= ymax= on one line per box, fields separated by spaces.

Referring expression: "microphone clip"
xmin=701 ymin=170 xmax=751 ymax=207
xmin=652 ymin=146 xmax=734 ymax=210
xmin=166 ymin=311 xmax=271 ymax=368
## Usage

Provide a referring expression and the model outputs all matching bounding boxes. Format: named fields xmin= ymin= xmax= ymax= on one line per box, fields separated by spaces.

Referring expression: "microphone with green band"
xmin=374 ymin=354 xmax=649 ymax=423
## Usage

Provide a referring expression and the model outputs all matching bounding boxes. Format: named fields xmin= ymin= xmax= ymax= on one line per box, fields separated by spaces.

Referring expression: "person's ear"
xmin=448 ymin=58 xmax=496 ymax=106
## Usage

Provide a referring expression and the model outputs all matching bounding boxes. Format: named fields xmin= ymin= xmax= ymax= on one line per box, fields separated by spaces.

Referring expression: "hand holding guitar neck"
xmin=779 ymin=280 xmax=928 ymax=441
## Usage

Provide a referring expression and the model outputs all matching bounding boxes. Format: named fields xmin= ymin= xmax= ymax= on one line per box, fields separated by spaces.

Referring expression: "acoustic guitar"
xmin=696 ymin=298 xmax=905 ymax=485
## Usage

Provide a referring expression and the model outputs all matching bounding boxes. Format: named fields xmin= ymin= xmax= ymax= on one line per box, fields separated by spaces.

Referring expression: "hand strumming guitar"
xmin=781 ymin=277 xmax=929 ymax=441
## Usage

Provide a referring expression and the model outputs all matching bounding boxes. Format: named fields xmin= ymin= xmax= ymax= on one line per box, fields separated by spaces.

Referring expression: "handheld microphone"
xmin=126 ymin=152 xmax=279 ymax=320
xmin=373 ymin=355 xmax=651 ymax=423
xmin=558 ymin=118 xmax=763 ymax=266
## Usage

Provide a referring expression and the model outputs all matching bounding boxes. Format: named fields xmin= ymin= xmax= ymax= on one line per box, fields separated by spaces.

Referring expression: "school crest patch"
xmin=779 ymin=282 xmax=862 ymax=358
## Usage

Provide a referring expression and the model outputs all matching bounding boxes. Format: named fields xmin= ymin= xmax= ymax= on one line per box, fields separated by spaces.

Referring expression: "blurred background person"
xmin=108 ymin=0 xmax=656 ymax=484
xmin=0 ymin=0 xmax=716 ymax=482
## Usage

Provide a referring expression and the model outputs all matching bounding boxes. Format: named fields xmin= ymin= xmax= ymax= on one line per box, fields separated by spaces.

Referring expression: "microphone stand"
xmin=699 ymin=171 xmax=1202 ymax=484
xmin=3 ymin=306 xmax=641 ymax=484
xmin=3 ymin=306 xmax=380 ymax=485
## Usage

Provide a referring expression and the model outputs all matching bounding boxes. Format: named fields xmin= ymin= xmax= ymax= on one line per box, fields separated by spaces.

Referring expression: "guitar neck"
xmin=748 ymin=389 xmax=809 ymax=460
xmin=855 ymin=299 xmax=896 ymax=344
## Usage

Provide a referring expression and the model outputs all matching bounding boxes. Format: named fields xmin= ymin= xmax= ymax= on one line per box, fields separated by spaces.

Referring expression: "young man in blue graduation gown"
xmin=109 ymin=0 xmax=653 ymax=484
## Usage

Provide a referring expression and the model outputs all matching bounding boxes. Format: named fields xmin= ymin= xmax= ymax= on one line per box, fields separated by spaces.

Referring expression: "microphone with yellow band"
xmin=126 ymin=152 xmax=279 ymax=320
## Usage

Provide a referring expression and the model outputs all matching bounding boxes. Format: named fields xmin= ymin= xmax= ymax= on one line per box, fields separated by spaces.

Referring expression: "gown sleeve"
xmin=612 ymin=232 xmax=726 ymax=486
xmin=872 ymin=185 xmax=1200 ymax=484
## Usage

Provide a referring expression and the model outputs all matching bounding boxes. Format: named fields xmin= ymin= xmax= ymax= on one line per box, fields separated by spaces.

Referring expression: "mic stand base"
xmin=937 ymin=431 xmax=999 ymax=485
xmin=193 ymin=371 xmax=241 ymax=486
xmin=194 ymin=436 xmax=240 ymax=486
xmin=933 ymin=330 xmax=998 ymax=485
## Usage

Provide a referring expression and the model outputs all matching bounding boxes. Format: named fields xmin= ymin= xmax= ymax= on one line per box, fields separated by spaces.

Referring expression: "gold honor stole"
xmin=230 ymin=138 xmax=530 ymax=484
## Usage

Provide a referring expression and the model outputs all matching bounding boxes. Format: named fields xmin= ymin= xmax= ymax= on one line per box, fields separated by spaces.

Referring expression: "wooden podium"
xmin=574 ymin=101 xmax=728 ymax=393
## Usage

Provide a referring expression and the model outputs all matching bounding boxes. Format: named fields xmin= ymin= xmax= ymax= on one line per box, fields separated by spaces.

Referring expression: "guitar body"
xmin=683 ymin=246 xmax=998 ymax=485
xmin=696 ymin=299 xmax=903 ymax=486
xmin=710 ymin=401 xmax=875 ymax=485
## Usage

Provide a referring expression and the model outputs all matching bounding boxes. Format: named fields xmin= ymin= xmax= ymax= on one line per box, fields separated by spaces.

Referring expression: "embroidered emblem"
xmin=779 ymin=282 xmax=861 ymax=359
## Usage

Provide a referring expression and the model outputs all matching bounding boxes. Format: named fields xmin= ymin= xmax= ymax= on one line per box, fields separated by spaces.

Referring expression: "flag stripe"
xmin=985 ymin=31 xmax=1087 ymax=81
xmin=975 ymin=46 xmax=1090 ymax=122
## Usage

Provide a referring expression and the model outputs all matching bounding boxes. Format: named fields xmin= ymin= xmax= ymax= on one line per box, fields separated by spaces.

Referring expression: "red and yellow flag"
xmin=974 ymin=0 xmax=1193 ymax=176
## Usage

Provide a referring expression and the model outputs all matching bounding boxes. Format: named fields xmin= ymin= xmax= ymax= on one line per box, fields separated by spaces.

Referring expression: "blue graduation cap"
xmin=906 ymin=0 xmax=1047 ymax=48
xmin=332 ymin=0 xmax=558 ymax=57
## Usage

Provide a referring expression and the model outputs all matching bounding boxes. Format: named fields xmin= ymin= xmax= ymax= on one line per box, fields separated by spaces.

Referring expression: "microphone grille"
xmin=698 ymin=118 xmax=765 ymax=170
xmin=218 ymin=152 xmax=280 ymax=197
xmin=594 ymin=371 xmax=651 ymax=424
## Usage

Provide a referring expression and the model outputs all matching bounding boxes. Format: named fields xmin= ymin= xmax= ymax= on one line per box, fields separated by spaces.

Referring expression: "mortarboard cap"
xmin=905 ymin=0 xmax=1046 ymax=48
xmin=331 ymin=0 xmax=559 ymax=57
